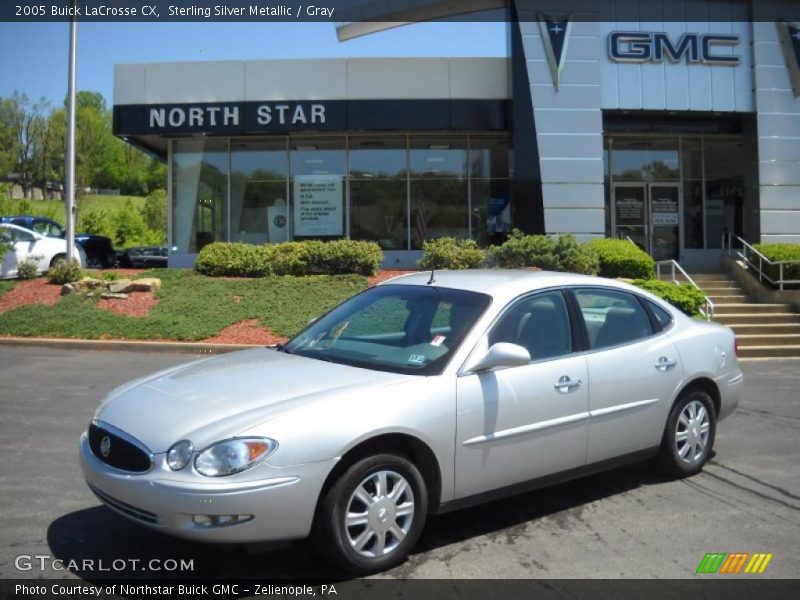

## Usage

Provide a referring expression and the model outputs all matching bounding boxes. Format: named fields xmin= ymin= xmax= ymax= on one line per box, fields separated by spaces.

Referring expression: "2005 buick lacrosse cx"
xmin=80 ymin=270 xmax=742 ymax=573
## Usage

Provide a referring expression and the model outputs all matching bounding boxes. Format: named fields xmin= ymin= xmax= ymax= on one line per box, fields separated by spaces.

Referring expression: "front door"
xmin=613 ymin=183 xmax=681 ymax=260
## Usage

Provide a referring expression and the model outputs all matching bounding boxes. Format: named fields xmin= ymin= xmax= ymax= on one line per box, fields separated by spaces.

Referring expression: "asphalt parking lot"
xmin=0 ymin=346 xmax=798 ymax=581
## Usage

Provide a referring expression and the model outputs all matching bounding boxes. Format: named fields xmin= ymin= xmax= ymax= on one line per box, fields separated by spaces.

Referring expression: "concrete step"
xmin=700 ymin=285 xmax=745 ymax=294
xmin=708 ymin=295 xmax=750 ymax=303
xmin=688 ymin=274 xmax=735 ymax=282
xmin=729 ymin=323 xmax=800 ymax=335
xmin=715 ymin=313 xmax=800 ymax=325
xmin=737 ymin=334 xmax=800 ymax=347
xmin=737 ymin=345 xmax=800 ymax=359
xmin=713 ymin=303 xmax=793 ymax=315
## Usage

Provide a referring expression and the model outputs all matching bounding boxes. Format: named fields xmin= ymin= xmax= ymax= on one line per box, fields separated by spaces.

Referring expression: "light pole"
xmin=64 ymin=0 xmax=77 ymax=261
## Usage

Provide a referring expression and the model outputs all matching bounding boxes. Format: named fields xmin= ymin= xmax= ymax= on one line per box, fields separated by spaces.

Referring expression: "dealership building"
xmin=113 ymin=0 xmax=800 ymax=268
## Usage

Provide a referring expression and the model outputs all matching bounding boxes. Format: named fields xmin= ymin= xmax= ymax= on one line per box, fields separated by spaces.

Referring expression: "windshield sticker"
xmin=431 ymin=335 xmax=446 ymax=347
xmin=407 ymin=354 xmax=426 ymax=365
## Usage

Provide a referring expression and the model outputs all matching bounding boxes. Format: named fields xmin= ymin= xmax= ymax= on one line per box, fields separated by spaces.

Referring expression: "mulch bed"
xmin=367 ymin=270 xmax=418 ymax=286
xmin=201 ymin=319 xmax=287 ymax=346
xmin=95 ymin=291 xmax=158 ymax=317
xmin=0 ymin=279 xmax=62 ymax=315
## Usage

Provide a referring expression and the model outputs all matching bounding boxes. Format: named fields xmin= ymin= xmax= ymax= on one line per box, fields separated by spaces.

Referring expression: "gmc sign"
xmin=609 ymin=31 xmax=741 ymax=65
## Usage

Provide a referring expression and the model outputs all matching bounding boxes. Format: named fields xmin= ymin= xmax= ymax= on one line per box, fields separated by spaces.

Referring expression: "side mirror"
xmin=468 ymin=343 xmax=531 ymax=374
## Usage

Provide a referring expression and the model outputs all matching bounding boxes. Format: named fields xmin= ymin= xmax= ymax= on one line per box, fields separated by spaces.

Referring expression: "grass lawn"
xmin=0 ymin=280 xmax=17 ymax=298
xmin=0 ymin=270 xmax=368 ymax=341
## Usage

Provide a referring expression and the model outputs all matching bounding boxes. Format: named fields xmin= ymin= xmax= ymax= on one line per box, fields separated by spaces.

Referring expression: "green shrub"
xmin=196 ymin=240 xmax=383 ymax=277
xmin=586 ymin=238 xmax=655 ymax=279
xmin=753 ymin=243 xmax=800 ymax=283
xmin=196 ymin=242 xmax=271 ymax=277
xmin=419 ymin=237 xmax=487 ymax=270
xmin=633 ymin=279 xmax=708 ymax=317
xmin=16 ymin=257 xmax=41 ymax=280
xmin=309 ymin=239 xmax=383 ymax=276
xmin=48 ymin=258 xmax=83 ymax=284
xmin=489 ymin=230 xmax=599 ymax=275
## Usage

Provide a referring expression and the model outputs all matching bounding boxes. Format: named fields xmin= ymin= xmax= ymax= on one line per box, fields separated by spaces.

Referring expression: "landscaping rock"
xmin=60 ymin=283 xmax=76 ymax=296
xmin=128 ymin=278 xmax=162 ymax=292
xmin=72 ymin=277 xmax=106 ymax=293
xmin=100 ymin=292 xmax=129 ymax=300
xmin=107 ymin=279 xmax=133 ymax=294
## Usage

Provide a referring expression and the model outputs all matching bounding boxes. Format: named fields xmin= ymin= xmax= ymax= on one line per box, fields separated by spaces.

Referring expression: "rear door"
xmin=455 ymin=289 xmax=589 ymax=498
xmin=569 ymin=287 xmax=684 ymax=464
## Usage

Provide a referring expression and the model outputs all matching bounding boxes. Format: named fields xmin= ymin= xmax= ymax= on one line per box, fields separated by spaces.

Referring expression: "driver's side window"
xmin=489 ymin=290 xmax=572 ymax=362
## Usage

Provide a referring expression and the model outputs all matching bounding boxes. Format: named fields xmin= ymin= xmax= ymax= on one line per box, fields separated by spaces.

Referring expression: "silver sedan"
xmin=80 ymin=270 xmax=742 ymax=573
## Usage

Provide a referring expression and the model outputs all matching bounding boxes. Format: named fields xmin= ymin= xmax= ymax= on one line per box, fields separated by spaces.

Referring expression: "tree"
xmin=141 ymin=189 xmax=167 ymax=243
xmin=0 ymin=92 xmax=49 ymax=196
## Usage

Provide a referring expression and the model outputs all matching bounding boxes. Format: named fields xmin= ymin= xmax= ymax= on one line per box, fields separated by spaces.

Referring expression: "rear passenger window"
xmin=489 ymin=291 xmax=572 ymax=361
xmin=647 ymin=300 xmax=673 ymax=331
xmin=573 ymin=288 xmax=653 ymax=350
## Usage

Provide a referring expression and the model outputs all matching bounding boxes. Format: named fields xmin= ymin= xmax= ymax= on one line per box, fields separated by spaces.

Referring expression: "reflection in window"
xmin=410 ymin=137 xmax=468 ymax=250
xmin=230 ymin=141 xmax=288 ymax=244
xmin=172 ymin=140 xmax=228 ymax=253
xmin=349 ymin=136 xmax=408 ymax=250
xmin=612 ymin=137 xmax=679 ymax=182
xmin=470 ymin=136 xmax=511 ymax=246
xmin=704 ymin=139 xmax=747 ymax=249
xmin=489 ymin=291 xmax=572 ymax=361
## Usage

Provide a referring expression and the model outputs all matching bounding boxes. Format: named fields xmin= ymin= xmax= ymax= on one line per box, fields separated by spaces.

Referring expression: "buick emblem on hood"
xmin=100 ymin=435 xmax=111 ymax=457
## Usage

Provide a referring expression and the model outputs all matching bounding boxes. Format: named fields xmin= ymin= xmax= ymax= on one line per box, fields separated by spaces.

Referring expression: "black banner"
xmin=3 ymin=1 xmax=800 ymax=23
xmin=2 ymin=579 xmax=800 ymax=600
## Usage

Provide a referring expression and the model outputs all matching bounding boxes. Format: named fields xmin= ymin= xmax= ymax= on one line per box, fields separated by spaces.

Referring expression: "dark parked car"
xmin=0 ymin=215 xmax=116 ymax=268
xmin=117 ymin=246 xmax=168 ymax=269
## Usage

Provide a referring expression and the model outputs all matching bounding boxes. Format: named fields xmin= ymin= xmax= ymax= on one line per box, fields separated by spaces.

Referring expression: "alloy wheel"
xmin=675 ymin=399 xmax=711 ymax=463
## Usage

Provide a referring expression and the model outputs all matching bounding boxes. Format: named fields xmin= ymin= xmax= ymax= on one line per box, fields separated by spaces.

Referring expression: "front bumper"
xmin=79 ymin=433 xmax=335 ymax=543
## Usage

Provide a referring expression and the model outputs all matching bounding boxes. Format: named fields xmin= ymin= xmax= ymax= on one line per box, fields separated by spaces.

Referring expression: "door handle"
xmin=554 ymin=375 xmax=582 ymax=394
xmin=655 ymin=356 xmax=678 ymax=372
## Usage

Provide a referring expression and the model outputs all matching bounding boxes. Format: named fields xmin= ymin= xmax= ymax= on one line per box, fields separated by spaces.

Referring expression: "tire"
xmin=657 ymin=389 xmax=717 ymax=478
xmin=313 ymin=453 xmax=428 ymax=574
xmin=86 ymin=256 xmax=103 ymax=269
xmin=49 ymin=254 xmax=66 ymax=269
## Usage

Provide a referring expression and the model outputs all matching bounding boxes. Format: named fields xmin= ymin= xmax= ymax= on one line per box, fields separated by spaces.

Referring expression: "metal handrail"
xmin=723 ymin=233 xmax=800 ymax=291
xmin=620 ymin=237 xmax=715 ymax=319
xmin=655 ymin=259 xmax=715 ymax=320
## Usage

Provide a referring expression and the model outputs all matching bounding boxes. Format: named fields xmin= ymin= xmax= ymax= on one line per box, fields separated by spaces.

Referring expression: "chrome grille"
xmin=88 ymin=423 xmax=152 ymax=473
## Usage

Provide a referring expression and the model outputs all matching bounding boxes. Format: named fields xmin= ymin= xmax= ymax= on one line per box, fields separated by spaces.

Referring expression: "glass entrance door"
xmin=612 ymin=183 xmax=681 ymax=260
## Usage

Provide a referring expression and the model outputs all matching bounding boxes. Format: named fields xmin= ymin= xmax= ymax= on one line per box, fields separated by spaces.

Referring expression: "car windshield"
xmin=284 ymin=284 xmax=491 ymax=376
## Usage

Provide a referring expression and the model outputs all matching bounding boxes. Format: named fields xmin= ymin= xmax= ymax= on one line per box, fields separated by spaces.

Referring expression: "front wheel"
xmin=313 ymin=453 xmax=428 ymax=574
xmin=657 ymin=389 xmax=717 ymax=477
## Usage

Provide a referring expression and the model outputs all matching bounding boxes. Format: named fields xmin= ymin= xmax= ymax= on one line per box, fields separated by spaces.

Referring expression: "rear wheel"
xmin=657 ymin=389 xmax=716 ymax=477
xmin=313 ymin=453 xmax=428 ymax=574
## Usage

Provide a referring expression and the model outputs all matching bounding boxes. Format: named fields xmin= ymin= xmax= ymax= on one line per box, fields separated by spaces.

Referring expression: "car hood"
xmin=94 ymin=347 xmax=408 ymax=453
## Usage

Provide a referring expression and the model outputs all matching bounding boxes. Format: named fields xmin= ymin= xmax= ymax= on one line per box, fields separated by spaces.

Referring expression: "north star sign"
xmin=609 ymin=31 xmax=741 ymax=65
xmin=147 ymin=102 xmax=328 ymax=131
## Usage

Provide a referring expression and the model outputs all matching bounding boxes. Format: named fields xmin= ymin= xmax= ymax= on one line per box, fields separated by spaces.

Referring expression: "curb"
xmin=0 ymin=337 xmax=261 ymax=354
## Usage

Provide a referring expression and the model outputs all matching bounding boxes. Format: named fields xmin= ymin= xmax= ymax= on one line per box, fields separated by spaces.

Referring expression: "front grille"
xmin=88 ymin=483 xmax=164 ymax=526
xmin=88 ymin=423 xmax=152 ymax=473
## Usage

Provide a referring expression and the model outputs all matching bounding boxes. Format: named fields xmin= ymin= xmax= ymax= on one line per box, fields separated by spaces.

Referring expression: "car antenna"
xmin=427 ymin=268 xmax=436 ymax=285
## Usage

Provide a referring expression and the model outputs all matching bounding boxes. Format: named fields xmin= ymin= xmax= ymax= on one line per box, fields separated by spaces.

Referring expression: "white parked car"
xmin=0 ymin=223 xmax=85 ymax=279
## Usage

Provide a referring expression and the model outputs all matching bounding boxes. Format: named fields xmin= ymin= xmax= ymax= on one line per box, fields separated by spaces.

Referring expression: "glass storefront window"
xmin=470 ymin=136 xmax=511 ymax=246
xmin=409 ymin=137 xmax=468 ymax=249
xmin=612 ymin=137 xmax=679 ymax=182
xmin=349 ymin=136 xmax=408 ymax=250
xmin=230 ymin=140 xmax=288 ymax=244
xmin=172 ymin=139 xmax=228 ymax=254
xmin=704 ymin=139 xmax=747 ymax=249
xmin=290 ymin=138 xmax=346 ymax=239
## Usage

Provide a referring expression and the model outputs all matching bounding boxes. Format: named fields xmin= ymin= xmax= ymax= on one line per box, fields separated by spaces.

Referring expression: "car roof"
xmin=381 ymin=269 xmax=638 ymax=298
xmin=0 ymin=222 xmax=36 ymax=233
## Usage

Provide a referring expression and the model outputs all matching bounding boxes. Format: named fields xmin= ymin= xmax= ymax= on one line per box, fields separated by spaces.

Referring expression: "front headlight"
xmin=194 ymin=438 xmax=278 ymax=477
xmin=167 ymin=440 xmax=194 ymax=471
